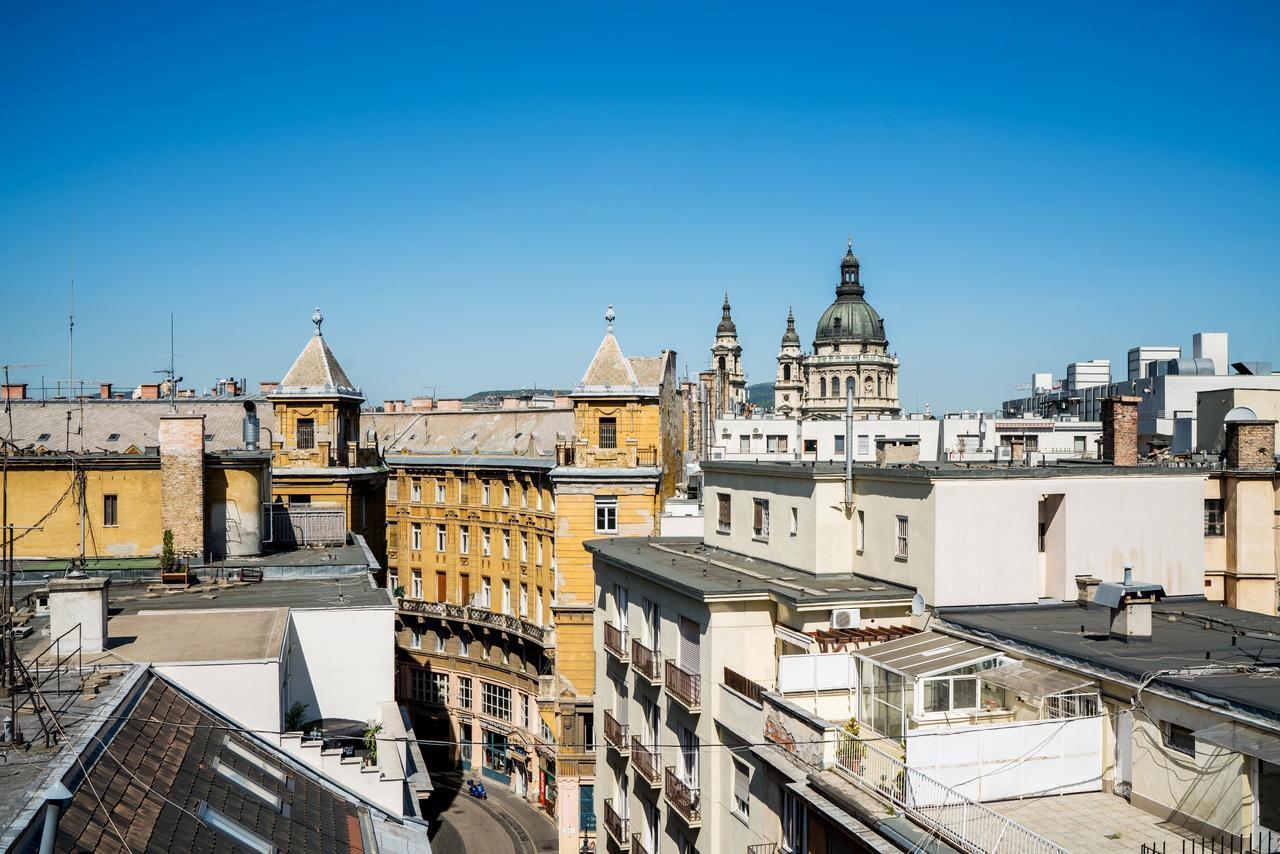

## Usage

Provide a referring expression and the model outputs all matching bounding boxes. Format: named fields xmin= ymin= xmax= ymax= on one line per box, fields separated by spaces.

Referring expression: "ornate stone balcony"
xmin=663 ymin=767 xmax=701 ymax=828
xmin=397 ymin=598 xmax=548 ymax=646
xmin=630 ymin=736 xmax=661 ymax=787
xmin=603 ymin=622 xmax=629 ymax=663
xmin=630 ymin=638 xmax=662 ymax=685
xmin=602 ymin=710 xmax=629 ymax=757
xmin=664 ymin=660 xmax=700 ymax=712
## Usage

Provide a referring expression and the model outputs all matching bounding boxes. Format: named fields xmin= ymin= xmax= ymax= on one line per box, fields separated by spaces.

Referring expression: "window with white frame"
xmin=436 ymin=524 xmax=447 ymax=553
xmin=731 ymin=759 xmax=750 ymax=818
xmin=739 ymin=435 xmax=750 ymax=453
xmin=536 ymin=588 xmax=544 ymax=626
xmin=595 ymin=496 xmax=618 ymax=533
xmin=410 ymin=627 xmax=422 ymax=650
xmin=790 ymin=506 xmax=798 ymax=537
xmin=536 ymin=488 xmax=543 ymax=510
xmin=536 ymin=536 xmax=543 ymax=565
xmin=521 ymin=484 xmax=529 ymax=508
xmin=857 ymin=510 xmax=865 ymax=552
xmin=503 ymin=483 xmax=511 ymax=506
xmin=481 ymin=576 xmax=492 ymax=608
xmin=460 ymin=526 xmax=470 ymax=554
xmin=482 ymin=682 xmax=512 ymax=721
xmin=458 ymin=676 xmax=473 ymax=709
xmin=411 ymin=479 xmax=422 ymax=502
xmin=520 ymin=583 xmax=528 ymax=617
xmin=482 ymin=482 xmax=491 ymax=505
xmin=410 ymin=668 xmax=429 ymax=701
xmin=431 ymin=672 xmax=449 ymax=704
xmin=520 ymin=532 xmax=528 ymax=563
xmin=502 ymin=530 xmax=511 ymax=559
xmin=520 ymin=693 xmax=529 ymax=728
xmin=435 ymin=632 xmax=447 ymax=653
xmin=482 ymin=527 xmax=492 ymax=556
xmin=411 ymin=571 xmax=422 ymax=599
xmin=752 ymin=498 xmax=770 ymax=540
xmin=895 ymin=515 xmax=908 ymax=559
xmin=436 ymin=482 xmax=447 ymax=503
xmin=411 ymin=522 xmax=422 ymax=551
xmin=502 ymin=580 xmax=512 ymax=614
xmin=834 ymin=434 xmax=845 ymax=455
xmin=857 ymin=434 xmax=870 ymax=456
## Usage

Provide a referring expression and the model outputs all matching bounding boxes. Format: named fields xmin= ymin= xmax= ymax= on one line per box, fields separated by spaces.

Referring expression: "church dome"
xmin=716 ymin=292 xmax=738 ymax=336
xmin=813 ymin=242 xmax=887 ymax=346
xmin=781 ymin=307 xmax=800 ymax=346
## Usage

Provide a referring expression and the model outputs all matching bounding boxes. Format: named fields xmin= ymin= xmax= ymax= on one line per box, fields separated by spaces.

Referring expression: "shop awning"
xmin=1194 ymin=723 xmax=1280 ymax=765
xmin=981 ymin=660 xmax=1095 ymax=702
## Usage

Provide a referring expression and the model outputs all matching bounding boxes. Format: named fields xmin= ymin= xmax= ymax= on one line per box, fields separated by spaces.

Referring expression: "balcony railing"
xmin=834 ymin=734 xmax=1069 ymax=854
xmin=603 ymin=799 xmax=630 ymax=850
xmin=630 ymin=638 xmax=662 ymax=684
xmin=664 ymin=660 xmax=700 ymax=712
xmin=630 ymin=736 xmax=661 ymax=787
xmin=604 ymin=622 xmax=629 ymax=662
xmin=603 ymin=711 xmax=629 ymax=756
xmin=663 ymin=767 xmax=701 ymax=827
xmin=397 ymin=597 xmax=547 ymax=645
xmin=723 ymin=667 xmax=764 ymax=704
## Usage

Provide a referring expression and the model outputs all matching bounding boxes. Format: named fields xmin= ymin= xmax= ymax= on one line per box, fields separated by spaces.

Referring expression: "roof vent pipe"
xmin=242 ymin=401 xmax=259 ymax=451
xmin=39 ymin=781 xmax=73 ymax=854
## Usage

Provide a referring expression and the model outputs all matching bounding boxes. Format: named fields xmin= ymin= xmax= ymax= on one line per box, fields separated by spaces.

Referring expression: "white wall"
xmin=156 ymin=660 xmax=281 ymax=732
xmin=285 ymin=606 xmax=396 ymax=725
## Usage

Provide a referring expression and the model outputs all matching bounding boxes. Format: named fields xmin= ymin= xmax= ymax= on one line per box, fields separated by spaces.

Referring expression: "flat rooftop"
xmin=939 ymin=599 xmax=1280 ymax=724
xmin=585 ymin=537 xmax=915 ymax=607
xmin=703 ymin=459 xmax=1210 ymax=480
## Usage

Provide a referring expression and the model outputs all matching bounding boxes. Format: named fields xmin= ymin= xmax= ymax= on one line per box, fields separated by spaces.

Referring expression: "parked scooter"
xmin=467 ymin=779 xmax=488 ymax=800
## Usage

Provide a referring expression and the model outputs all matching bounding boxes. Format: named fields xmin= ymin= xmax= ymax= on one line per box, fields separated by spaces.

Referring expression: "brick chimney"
xmin=1226 ymin=420 xmax=1277 ymax=470
xmin=437 ymin=399 xmax=462 ymax=412
xmin=410 ymin=397 xmax=435 ymax=412
xmin=139 ymin=383 xmax=161 ymax=400
xmin=2 ymin=383 xmax=27 ymax=400
xmin=99 ymin=383 xmax=113 ymax=399
xmin=225 ymin=379 xmax=239 ymax=396
xmin=159 ymin=414 xmax=205 ymax=560
xmin=260 ymin=381 xmax=279 ymax=394
xmin=1075 ymin=575 xmax=1101 ymax=607
xmin=1101 ymin=396 xmax=1140 ymax=467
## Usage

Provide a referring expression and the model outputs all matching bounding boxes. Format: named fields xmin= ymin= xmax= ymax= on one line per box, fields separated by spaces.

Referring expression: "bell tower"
xmin=774 ymin=307 xmax=804 ymax=416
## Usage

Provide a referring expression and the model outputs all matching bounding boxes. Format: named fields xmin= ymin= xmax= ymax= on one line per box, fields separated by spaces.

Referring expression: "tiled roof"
xmin=278 ymin=333 xmax=360 ymax=397
xmin=579 ymin=332 xmax=637 ymax=387
xmin=367 ymin=409 xmax=572 ymax=457
xmin=57 ymin=677 xmax=367 ymax=853
xmin=628 ymin=356 xmax=665 ymax=387
xmin=1 ymin=399 xmax=277 ymax=453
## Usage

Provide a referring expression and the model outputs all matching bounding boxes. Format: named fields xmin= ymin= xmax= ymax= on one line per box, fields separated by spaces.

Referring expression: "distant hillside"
xmin=747 ymin=382 xmax=774 ymax=408
xmin=462 ymin=387 xmax=570 ymax=402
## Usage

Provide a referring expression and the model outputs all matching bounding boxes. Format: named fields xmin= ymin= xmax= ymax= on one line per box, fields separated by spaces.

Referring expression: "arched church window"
xmin=831 ymin=376 xmax=840 ymax=397
xmin=819 ymin=377 xmax=826 ymax=398
xmin=718 ymin=355 xmax=726 ymax=371
xmin=783 ymin=364 xmax=791 ymax=381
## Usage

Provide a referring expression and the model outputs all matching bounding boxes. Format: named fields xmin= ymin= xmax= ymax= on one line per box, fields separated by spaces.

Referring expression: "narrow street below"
xmin=423 ymin=772 xmax=559 ymax=854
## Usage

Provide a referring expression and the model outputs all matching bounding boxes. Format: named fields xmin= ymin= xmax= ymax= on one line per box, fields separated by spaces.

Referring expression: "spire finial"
xmin=604 ymin=304 xmax=615 ymax=332
xmin=312 ymin=306 xmax=324 ymax=336
xmin=847 ymin=234 xmax=853 ymax=252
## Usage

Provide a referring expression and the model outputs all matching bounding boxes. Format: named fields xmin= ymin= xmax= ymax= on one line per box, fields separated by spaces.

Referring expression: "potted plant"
xmin=842 ymin=717 xmax=867 ymax=773
xmin=160 ymin=529 xmax=175 ymax=572
xmin=363 ymin=721 xmax=382 ymax=768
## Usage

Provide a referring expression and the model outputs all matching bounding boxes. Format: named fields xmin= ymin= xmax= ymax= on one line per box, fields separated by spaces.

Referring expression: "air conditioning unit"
xmin=831 ymin=608 xmax=861 ymax=630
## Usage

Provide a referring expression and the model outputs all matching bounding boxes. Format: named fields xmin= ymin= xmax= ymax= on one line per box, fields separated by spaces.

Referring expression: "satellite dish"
xmin=910 ymin=592 xmax=925 ymax=617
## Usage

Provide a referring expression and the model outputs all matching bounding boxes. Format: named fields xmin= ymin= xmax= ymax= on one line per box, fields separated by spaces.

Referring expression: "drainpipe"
xmin=844 ymin=381 xmax=854 ymax=514
xmin=39 ymin=781 xmax=73 ymax=854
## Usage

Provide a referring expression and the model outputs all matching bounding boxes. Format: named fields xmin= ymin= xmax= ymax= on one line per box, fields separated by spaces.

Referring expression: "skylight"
xmin=223 ymin=737 xmax=288 ymax=783
xmin=106 ymin=433 xmax=120 ymax=442
xmin=197 ymin=801 xmax=275 ymax=854
xmin=36 ymin=433 xmax=50 ymax=443
xmin=214 ymin=757 xmax=285 ymax=813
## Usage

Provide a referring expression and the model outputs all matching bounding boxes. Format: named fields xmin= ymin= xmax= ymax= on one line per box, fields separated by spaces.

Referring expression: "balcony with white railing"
xmin=630 ymin=638 xmax=662 ymax=685
xmin=602 ymin=710 xmax=629 ymax=758
xmin=603 ymin=799 xmax=630 ymax=850
xmin=663 ymin=767 xmax=701 ymax=828
xmin=604 ymin=621 xmax=629 ymax=663
xmin=664 ymin=660 xmax=700 ymax=713
xmin=630 ymin=736 xmax=661 ymax=787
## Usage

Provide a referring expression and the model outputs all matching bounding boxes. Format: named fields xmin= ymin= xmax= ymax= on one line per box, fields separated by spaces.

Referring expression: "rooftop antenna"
xmin=154 ymin=314 xmax=182 ymax=413
xmin=66 ymin=260 xmax=74 ymax=451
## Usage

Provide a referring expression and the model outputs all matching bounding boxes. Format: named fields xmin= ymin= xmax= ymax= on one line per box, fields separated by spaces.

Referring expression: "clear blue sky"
xmin=2 ymin=2 xmax=1278 ymax=411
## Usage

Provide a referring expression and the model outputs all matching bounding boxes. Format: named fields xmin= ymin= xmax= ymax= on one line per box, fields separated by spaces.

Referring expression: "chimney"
xmin=554 ymin=395 xmax=572 ymax=410
xmin=225 ymin=379 xmax=239 ymax=396
xmin=410 ymin=397 xmax=435 ymax=412
xmin=139 ymin=383 xmax=161 ymax=400
xmin=1095 ymin=563 xmax=1164 ymax=642
xmin=875 ymin=438 xmax=920 ymax=465
xmin=99 ymin=383 xmax=113 ymax=399
xmin=1101 ymin=396 xmax=1140 ymax=467
xmin=260 ymin=381 xmax=279 ymax=394
xmin=1075 ymin=575 xmax=1101 ymax=607
xmin=437 ymin=399 xmax=462 ymax=412
xmin=48 ymin=575 xmax=110 ymax=654
xmin=159 ymin=414 xmax=206 ymax=560
xmin=502 ymin=396 xmax=521 ymax=410
xmin=2 ymin=383 xmax=27 ymax=401
xmin=1225 ymin=419 xmax=1276 ymax=470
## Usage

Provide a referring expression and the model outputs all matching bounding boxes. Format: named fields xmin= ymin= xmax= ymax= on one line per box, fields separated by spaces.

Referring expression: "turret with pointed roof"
xmin=276 ymin=307 xmax=363 ymax=400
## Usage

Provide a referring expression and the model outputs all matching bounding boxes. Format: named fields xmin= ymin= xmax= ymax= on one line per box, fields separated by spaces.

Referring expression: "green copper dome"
xmin=813 ymin=243 xmax=887 ymax=346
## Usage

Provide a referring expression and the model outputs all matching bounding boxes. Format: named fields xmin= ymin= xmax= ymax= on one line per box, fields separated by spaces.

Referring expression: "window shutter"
xmin=734 ymin=761 xmax=749 ymax=804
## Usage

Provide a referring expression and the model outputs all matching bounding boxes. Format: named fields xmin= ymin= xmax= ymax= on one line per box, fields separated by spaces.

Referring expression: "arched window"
xmin=831 ymin=376 xmax=840 ymax=398
xmin=819 ymin=377 xmax=827 ymax=398
xmin=783 ymin=364 xmax=791 ymax=381
xmin=718 ymin=355 xmax=726 ymax=371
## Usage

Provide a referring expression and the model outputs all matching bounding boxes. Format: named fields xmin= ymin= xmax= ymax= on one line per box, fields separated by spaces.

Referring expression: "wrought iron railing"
xmin=664 ymin=660 xmax=700 ymax=711
xmin=723 ymin=667 xmax=764 ymax=703
xmin=636 ymin=446 xmax=658 ymax=467
xmin=631 ymin=736 xmax=660 ymax=786
xmin=397 ymin=597 xmax=546 ymax=645
xmin=603 ymin=710 xmax=629 ymax=753
xmin=631 ymin=638 xmax=661 ymax=683
xmin=603 ymin=799 xmax=629 ymax=848
xmin=834 ymin=733 xmax=1068 ymax=854
xmin=664 ymin=767 xmax=701 ymax=825
xmin=604 ymin=621 xmax=629 ymax=661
